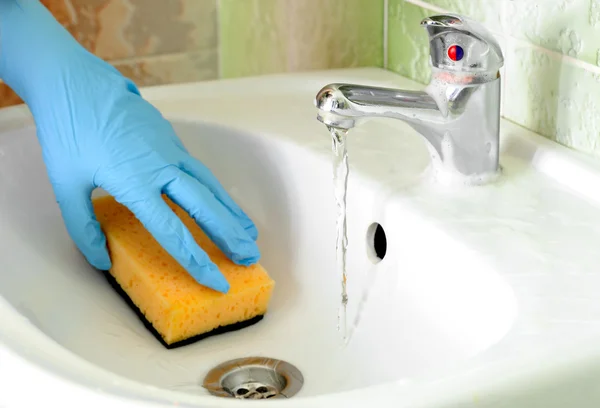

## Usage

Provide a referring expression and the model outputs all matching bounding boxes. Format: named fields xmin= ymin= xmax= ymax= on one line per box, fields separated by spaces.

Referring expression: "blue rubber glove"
xmin=0 ymin=0 xmax=260 ymax=293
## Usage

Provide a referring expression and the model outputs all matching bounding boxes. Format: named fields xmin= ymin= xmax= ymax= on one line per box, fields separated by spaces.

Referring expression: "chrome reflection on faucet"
xmin=314 ymin=14 xmax=504 ymax=184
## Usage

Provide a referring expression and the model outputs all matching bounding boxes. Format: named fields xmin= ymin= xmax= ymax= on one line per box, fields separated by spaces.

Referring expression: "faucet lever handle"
xmin=420 ymin=14 xmax=503 ymax=78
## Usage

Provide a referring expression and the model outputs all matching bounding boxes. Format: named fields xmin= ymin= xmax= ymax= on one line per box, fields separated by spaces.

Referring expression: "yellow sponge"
xmin=92 ymin=194 xmax=274 ymax=349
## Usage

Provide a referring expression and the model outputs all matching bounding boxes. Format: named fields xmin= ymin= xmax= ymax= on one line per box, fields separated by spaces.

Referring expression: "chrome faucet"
xmin=314 ymin=14 xmax=504 ymax=184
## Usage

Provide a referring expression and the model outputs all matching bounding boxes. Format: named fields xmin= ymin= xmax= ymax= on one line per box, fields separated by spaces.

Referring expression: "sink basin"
xmin=3 ymin=68 xmax=600 ymax=407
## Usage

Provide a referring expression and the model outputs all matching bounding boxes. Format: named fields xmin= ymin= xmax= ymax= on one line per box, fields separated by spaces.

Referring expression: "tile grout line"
xmin=404 ymin=0 xmax=600 ymax=75
xmin=383 ymin=0 xmax=389 ymax=69
xmin=216 ymin=0 xmax=222 ymax=79
xmin=511 ymin=36 xmax=600 ymax=74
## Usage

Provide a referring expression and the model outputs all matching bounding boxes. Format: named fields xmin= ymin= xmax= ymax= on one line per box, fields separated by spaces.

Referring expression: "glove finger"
xmin=181 ymin=157 xmax=258 ymax=241
xmin=164 ymin=170 xmax=260 ymax=267
xmin=55 ymin=186 xmax=112 ymax=270
xmin=122 ymin=193 xmax=231 ymax=293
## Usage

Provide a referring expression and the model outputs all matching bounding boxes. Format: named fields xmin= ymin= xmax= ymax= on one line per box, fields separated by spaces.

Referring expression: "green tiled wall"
xmin=388 ymin=2 xmax=432 ymax=85
xmin=388 ymin=0 xmax=600 ymax=157
xmin=219 ymin=0 xmax=385 ymax=79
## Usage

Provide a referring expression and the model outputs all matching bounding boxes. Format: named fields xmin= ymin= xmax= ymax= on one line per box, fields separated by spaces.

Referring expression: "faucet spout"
xmin=315 ymin=83 xmax=443 ymax=129
xmin=314 ymin=13 xmax=505 ymax=185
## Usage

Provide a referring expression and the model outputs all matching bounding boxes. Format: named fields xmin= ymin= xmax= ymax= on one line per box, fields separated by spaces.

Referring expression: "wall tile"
xmin=219 ymin=0 xmax=288 ymax=79
xmin=41 ymin=0 xmax=217 ymax=61
xmin=423 ymin=0 xmax=504 ymax=33
xmin=388 ymin=0 xmax=432 ymax=84
xmin=504 ymin=40 xmax=600 ymax=156
xmin=114 ymin=50 xmax=218 ymax=87
xmin=286 ymin=0 xmax=384 ymax=71
xmin=1 ymin=0 xmax=220 ymax=108
xmin=219 ymin=0 xmax=384 ymax=79
xmin=506 ymin=0 xmax=600 ymax=66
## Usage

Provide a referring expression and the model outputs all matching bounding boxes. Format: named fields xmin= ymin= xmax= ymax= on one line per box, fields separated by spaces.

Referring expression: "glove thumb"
xmin=54 ymin=184 xmax=112 ymax=270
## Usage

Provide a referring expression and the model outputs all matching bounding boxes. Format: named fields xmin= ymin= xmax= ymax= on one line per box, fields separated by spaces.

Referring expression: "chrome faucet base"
xmin=314 ymin=13 xmax=505 ymax=186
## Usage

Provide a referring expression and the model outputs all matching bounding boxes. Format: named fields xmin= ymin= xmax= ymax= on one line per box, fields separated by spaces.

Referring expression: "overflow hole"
xmin=366 ymin=223 xmax=387 ymax=263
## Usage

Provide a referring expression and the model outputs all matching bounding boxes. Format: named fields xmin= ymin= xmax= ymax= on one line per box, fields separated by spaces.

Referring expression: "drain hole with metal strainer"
xmin=203 ymin=357 xmax=304 ymax=400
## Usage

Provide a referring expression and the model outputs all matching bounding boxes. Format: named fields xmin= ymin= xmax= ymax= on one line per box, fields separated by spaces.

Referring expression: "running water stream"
xmin=329 ymin=126 xmax=350 ymax=343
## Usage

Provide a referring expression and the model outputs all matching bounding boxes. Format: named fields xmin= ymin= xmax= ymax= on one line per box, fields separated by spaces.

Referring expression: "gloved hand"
xmin=0 ymin=0 xmax=259 ymax=293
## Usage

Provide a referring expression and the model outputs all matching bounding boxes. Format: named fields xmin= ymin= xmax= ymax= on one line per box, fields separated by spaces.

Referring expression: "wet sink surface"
xmin=2 ymin=68 xmax=600 ymax=408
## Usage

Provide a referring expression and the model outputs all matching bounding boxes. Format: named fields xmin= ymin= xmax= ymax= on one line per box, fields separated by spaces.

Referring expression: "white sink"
xmin=2 ymin=68 xmax=600 ymax=407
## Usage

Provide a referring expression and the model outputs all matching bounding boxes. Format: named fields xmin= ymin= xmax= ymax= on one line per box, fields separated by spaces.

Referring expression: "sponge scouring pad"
xmin=91 ymin=194 xmax=275 ymax=349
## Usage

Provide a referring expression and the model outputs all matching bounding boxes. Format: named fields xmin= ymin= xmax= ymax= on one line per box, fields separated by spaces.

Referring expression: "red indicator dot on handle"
xmin=448 ymin=45 xmax=464 ymax=61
